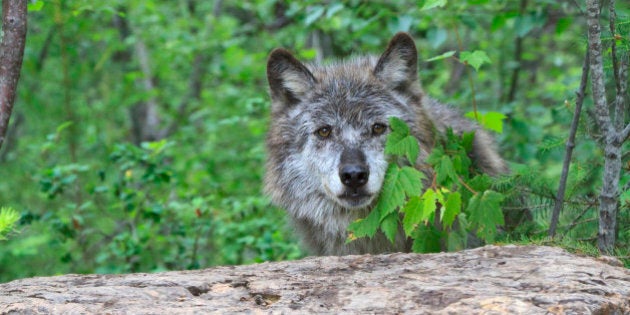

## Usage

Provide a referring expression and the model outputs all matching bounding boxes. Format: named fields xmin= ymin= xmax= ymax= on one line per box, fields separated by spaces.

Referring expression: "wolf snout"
xmin=339 ymin=164 xmax=369 ymax=188
xmin=339 ymin=147 xmax=369 ymax=189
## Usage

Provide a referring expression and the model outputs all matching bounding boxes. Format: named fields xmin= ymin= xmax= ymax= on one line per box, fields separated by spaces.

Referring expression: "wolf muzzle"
xmin=339 ymin=148 xmax=369 ymax=189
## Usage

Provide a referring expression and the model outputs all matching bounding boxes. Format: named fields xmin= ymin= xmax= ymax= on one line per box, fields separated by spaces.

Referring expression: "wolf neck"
xmin=287 ymin=192 xmax=363 ymax=238
xmin=287 ymin=194 xmax=406 ymax=255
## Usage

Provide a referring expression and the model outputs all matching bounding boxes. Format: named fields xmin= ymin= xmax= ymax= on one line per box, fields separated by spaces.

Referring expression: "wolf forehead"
xmin=286 ymin=58 xmax=410 ymax=124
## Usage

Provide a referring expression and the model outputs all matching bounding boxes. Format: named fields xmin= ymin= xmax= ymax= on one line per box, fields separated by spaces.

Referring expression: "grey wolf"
xmin=264 ymin=33 xmax=507 ymax=255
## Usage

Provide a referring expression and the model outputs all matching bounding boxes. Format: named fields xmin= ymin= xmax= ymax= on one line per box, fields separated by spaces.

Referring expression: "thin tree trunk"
xmin=162 ymin=0 xmax=220 ymax=138
xmin=585 ymin=0 xmax=629 ymax=254
xmin=132 ymin=39 xmax=161 ymax=142
xmin=0 ymin=0 xmax=27 ymax=151
xmin=549 ymin=51 xmax=589 ymax=238
xmin=55 ymin=0 xmax=78 ymax=162
xmin=505 ymin=0 xmax=528 ymax=103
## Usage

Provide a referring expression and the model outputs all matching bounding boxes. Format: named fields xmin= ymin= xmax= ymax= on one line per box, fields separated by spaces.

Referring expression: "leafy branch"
xmin=347 ymin=117 xmax=506 ymax=252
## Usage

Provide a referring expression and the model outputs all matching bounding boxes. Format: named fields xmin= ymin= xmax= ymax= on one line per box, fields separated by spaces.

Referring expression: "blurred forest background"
xmin=1 ymin=0 xmax=629 ymax=282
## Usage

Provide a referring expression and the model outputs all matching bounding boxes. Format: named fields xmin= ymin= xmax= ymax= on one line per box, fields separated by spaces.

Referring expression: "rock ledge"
xmin=1 ymin=245 xmax=629 ymax=314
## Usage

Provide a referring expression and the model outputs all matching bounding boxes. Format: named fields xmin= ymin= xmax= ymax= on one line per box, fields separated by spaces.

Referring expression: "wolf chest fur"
xmin=265 ymin=33 xmax=506 ymax=256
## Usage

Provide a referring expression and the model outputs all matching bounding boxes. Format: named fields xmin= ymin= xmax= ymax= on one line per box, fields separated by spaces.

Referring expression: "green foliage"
xmin=426 ymin=50 xmax=456 ymax=62
xmin=0 ymin=207 xmax=20 ymax=240
xmin=465 ymin=111 xmax=507 ymax=133
xmin=348 ymin=118 xmax=506 ymax=251
xmin=421 ymin=0 xmax=448 ymax=11
xmin=385 ymin=117 xmax=420 ymax=164
xmin=27 ymin=0 xmax=44 ymax=12
xmin=459 ymin=50 xmax=492 ymax=71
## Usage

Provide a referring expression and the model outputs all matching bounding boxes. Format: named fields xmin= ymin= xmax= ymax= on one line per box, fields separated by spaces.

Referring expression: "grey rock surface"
xmin=1 ymin=245 xmax=629 ymax=314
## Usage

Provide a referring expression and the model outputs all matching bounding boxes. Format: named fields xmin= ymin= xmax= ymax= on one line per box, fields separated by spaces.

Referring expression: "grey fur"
xmin=265 ymin=33 xmax=507 ymax=256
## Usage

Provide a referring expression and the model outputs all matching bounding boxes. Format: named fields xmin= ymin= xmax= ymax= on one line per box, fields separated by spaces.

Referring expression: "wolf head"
xmin=265 ymin=33 xmax=428 ymax=223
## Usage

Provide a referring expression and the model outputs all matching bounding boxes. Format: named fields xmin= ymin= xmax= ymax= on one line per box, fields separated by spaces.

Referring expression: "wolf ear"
xmin=267 ymin=49 xmax=316 ymax=110
xmin=374 ymin=32 xmax=418 ymax=91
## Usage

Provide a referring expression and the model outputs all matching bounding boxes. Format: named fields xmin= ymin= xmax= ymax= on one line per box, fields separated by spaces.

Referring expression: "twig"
xmin=608 ymin=0 xmax=627 ymax=132
xmin=162 ymin=54 xmax=207 ymax=138
xmin=457 ymin=176 xmax=478 ymax=195
xmin=452 ymin=25 xmax=478 ymax=120
xmin=622 ymin=123 xmax=630 ymax=142
xmin=549 ymin=50 xmax=589 ymax=238
xmin=36 ymin=26 xmax=56 ymax=71
xmin=563 ymin=206 xmax=597 ymax=237
xmin=614 ymin=59 xmax=628 ymax=141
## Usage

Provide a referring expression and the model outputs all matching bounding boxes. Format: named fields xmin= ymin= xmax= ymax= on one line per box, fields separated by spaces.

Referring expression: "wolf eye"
xmin=316 ymin=126 xmax=332 ymax=139
xmin=372 ymin=123 xmax=387 ymax=136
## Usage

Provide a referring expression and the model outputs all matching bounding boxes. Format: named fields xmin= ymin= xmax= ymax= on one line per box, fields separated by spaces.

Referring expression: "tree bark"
xmin=585 ymin=0 xmax=630 ymax=254
xmin=0 ymin=0 xmax=27 ymax=151
xmin=505 ymin=0 xmax=528 ymax=103
xmin=131 ymin=38 xmax=162 ymax=143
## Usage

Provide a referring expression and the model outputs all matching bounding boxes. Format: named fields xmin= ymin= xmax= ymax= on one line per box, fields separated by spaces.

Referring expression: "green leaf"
xmin=386 ymin=117 xmax=420 ymax=164
xmin=402 ymin=196 xmax=422 ymax=236
xmin=0 ymin=207 xmax=20 ymax=240
xmin=468 ymin=174 xmax=492 ymax=193
xmin=411 ymin=225 xmax=441 ymax=253
xmin=378 ymin=165 xmax=424 ymax=221
xmin=28 ymin=0 xmax=45 ymax=11
xmin=442 ymin=191 xmax=461 ymax=228
xmin=466 ymin=190 xmax=505 ymax=242
xmin=483 ymin=112 xmax=507 ymax=133
xmin=56 ymin=121 xmax=74 ymax=133
xmin=514 ymin=14 xmax=535 ymax=37
xmin=465 ymin=111 xmax=506 ymax=133
xmin=420 ymin=0 xmax=448 ymax=11
xmin=460 ymin=131 xmax=475 ymax=152
xmin=421 ymin=188 xmax=438 ymax=222
xmin=399 ymin=166 xmax=425 ymax=195
xmin=305 ymin=5 xmax=325 ymax=26
xmin=381 ymin=213 xmax=399 ymax=243
xmin=347 ymin=205 xmax=381 ymax=241
xmin=377 ymin=164 xmax=406 ymax=220
xmin=555 ymin=17 xmax=572 ymax=34
xmin=326 ymin=3 xmax=344 ymax=18
xmin=459 ymin=50 xmax=491 ymax=71
xmin=436 ymin=155 xmax=458 ymax=185
xmin=389 ymin=116 xmax=410 ymax=134
xmin=402 ymin=189 xmax=439 ymax=238
xmin=425 ymin=50 xmax=456 ymax=62
xmin=490 ymin=14 xmax=507 ymax=32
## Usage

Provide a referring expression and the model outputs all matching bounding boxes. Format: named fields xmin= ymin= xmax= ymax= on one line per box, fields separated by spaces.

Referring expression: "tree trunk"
xmin=585 ymin=0 xmax=629 ymax=254
xmin=131 ymin=38 xmax=162 ymax=143
xmin=0 ymin=0 xmax=27 ymax=151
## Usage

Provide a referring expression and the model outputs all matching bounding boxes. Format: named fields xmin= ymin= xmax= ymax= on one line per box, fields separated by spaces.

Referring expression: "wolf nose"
xmin=339 ymin=165 xmax=369 ymax=188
